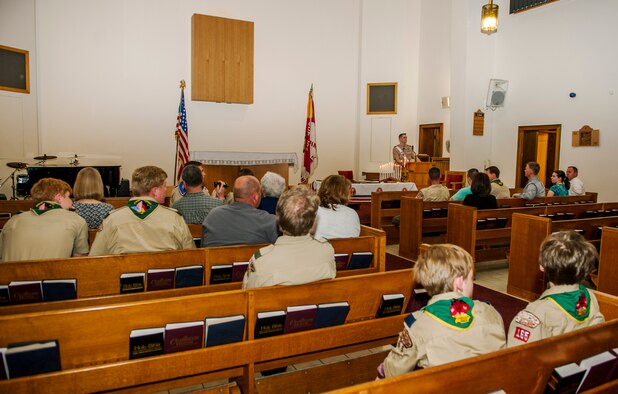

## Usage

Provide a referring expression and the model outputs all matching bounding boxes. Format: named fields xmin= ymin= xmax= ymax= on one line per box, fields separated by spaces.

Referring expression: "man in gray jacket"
xmin=514 ymin=161 xmax=545 ymax=200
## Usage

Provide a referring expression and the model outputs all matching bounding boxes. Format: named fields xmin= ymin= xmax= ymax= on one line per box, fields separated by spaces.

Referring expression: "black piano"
xmin=19 ymin=165 xmax=122 ymax=197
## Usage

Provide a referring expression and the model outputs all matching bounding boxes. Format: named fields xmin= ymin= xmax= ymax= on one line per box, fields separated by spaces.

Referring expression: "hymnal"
xmin=204 ymin=315 xmax=245 ymax=347
xmin=315 ymin=301 xmax=350 ymax=328
xmin=347 ymin=252 xmax=373 ymax=270
xmin=120 ymin=273 xmax=145 ymax=294
xmin=231 ymin=262 xmax=249 ymax=282
xmin=147 ymin=268 xmax=175 ymax=291
xmin=334 ymin=253 xmax=350 ymax=271
xmin=42 ymin=279 xmax=77 ymax=302
xmin=0 ymin=285 xmax=10 ymax=306
xmin=8 ymin=281 xmax=43 ymax=304
xmin=210 ymin=265 xmax=233 ymax=284
xmin=376 ymin=293 xmax=405 ymax=318
xmin=408 ymin=288 xmax=430 ymax=312
xmin=254 ymin=310 xmax=286 ymax=339
xmin=164 ymin=321 xmax=204 ymax=354
xmin=129 ymin=327 xmax=165 ymax=359
xmin=0 ymin=348 xmax=7 ymax=380
xmin=544 ymin=362 xmax=585 ymax=394
xmin=5 ymin=340 xmax=61 ymax=379
xmin=175 ymin=265 xmax=204 ymax=288
xmin=577 ymin=351 xmax=617 ymax=392
xmin=284 ymin=304 xmax=317 ymax=334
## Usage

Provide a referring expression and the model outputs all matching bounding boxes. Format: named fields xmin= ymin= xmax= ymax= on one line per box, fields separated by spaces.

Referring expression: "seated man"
xmin=566 ymin=165 xmax=585 ymax=196
xmin=416 ymin=167 xmax=450 ymax=201
xmin=377 ymin=244 xmax=505 ymax=378
xmin=202 ymin=175 xmax=278 ymax=247
xmin=484 ymin=165 xmax=511 ymax=199
xmin=170 ymin=160 xmax=210 ymax=204
xmin=243 ymin=187 xmax=336 ymax=288
xmin=0 ymin=178 xmax=89 ymax=261
xmin=508 ymin=231 xmax=604 ymax=347
xmin=172 ymin=164 xmax=224 ymax=224
xmin=513 ymin=161 xmax=545 ymax=200
xmin=450 ymin=168 xmax=479 ymax=201
xmin=89 ymin=166 xmax=194 ymax=255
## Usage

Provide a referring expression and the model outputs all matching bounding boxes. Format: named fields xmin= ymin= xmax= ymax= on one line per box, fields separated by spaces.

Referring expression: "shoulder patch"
xmin=514 ymin=310 xmax=540 ymax=328
xmin=513 ymin=326 xmax=531 ymax=343
xmin=404 ymin=313 xmax=416 ymax=327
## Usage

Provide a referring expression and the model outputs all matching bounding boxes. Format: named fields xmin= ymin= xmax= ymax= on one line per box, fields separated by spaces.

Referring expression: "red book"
xmin=8 ymin=281 xmax=43 ymax=304
xmin=283 ymin=304 xmax=317 ymax=334
xmin=164 ymin=321 xmax=204 ymax=354
xmin=334 ymin=253 xmax=350 ymax=271
xmin=147 ymin=269 xmax=175 ymax=291
xmin=231 ymin=262 xmax=249 ymax=282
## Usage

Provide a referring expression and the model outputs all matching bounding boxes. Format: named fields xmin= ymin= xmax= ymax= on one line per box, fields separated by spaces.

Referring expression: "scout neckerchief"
xmin=31 ymin=201 xmax=63 ymax=216
xmin=127 ymin=199 xmax=158 ymax=220
xmin=541 ymin=284 xmax=591 ymax=323
xmin=423 ymin=297 xmax=475 ymax=331
xmin=491 ymin=179 xmax=504 ymax=187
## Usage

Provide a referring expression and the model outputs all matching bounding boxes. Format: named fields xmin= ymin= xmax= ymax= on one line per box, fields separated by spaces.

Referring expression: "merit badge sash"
xmin=542 ymin=284 xmax=591 ymax=322
xmin=127 ymin=199 xmax=159 ymax=220
xmin=424 ymin=297 xmax=475 ymax=330
xmin=31 ymin=201 xmax=63 ymax=216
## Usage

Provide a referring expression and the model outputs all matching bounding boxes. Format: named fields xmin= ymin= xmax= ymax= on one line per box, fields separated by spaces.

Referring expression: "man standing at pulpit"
xmin=392 ymin=133 xmax=417 ymax=165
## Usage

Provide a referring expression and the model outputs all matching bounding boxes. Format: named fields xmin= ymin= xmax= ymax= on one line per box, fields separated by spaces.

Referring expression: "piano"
xmin=19 ymin=165 xmax=122 ymax=197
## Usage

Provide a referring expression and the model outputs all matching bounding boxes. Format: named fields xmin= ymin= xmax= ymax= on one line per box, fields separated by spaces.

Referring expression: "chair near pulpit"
xmin=443 ymin=170 xmax=466 ymax=190
xmin=338 ymin=170 xmax=354 ymax=182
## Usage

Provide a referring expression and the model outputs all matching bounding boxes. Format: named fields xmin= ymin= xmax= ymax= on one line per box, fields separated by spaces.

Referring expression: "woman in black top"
xmin=463 ymin=173 xmax=497 ymax=209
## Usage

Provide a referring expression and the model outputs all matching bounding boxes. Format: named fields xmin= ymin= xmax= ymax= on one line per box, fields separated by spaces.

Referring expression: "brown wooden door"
xmin=516 ymin=125 xmax=561 ymax=188
xmin=418 ymin=123 xmax=443 ymax=159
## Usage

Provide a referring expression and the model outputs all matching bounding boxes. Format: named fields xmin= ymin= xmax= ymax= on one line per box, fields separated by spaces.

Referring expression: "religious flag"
xmin=301 ymin=86 xmax=317 ymax=183
xmin=175 ymin=87 xmax=189 ymax=183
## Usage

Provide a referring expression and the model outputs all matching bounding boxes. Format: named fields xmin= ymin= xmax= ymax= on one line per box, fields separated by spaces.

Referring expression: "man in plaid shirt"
xmin=172 ymin=165 xmax=225 ymax=224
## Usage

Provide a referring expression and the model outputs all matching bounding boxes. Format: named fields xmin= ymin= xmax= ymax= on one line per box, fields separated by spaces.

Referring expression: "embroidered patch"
xmin=31 ymin=201 xmax=62 ymax=216
xmin=127 ymin=199 xmax=158 ymax=220
xmin=398 ymin=329 xmax=413 ymax=349
xmin=514 ymin=310 xmax=540 ymax=328
xmin=576 ymin=292 xmax=588 ymax=316
xmin=513 ymin=327 xmax=531 ymax=343
xmin=424 ymin=297 xmax=475 ymax=330
xmin=248 ymin=261 xmax=256 ymax=273
xmin=450 ymin=299 xmax=471 ymax=324
xmin=404 ymin=313 xmax=416 ymax=327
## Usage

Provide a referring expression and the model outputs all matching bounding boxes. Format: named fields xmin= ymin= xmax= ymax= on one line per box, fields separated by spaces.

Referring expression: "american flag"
xmin=301 ymin=86 xmax=317 ymax=183
xmin=175 ymin=89 xmax=189 ymax=182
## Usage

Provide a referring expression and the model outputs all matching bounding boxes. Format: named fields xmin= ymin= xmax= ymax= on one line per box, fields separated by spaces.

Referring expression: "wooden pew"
xmin=330 ymin=301 xmax=618 ymax=393
xmin=0 ymin=226 xmax=386 ymax=314
xmin=508 ymin=212 xmax=618 ymax=301
xmin=370 ymin=190 xmax=419 ymax=244
xmin=0 ymin=269 xmax=414 ymax=393
xmin=599 ymin=226 xmax=618 ymax=296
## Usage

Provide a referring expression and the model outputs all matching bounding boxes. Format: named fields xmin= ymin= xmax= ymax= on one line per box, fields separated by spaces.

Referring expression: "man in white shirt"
xmin=566 ymin=166 xmax=585 ymax=196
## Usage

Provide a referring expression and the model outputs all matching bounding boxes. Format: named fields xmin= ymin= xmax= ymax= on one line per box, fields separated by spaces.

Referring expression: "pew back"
xmin=597 ymin=226 xmax=618 ymax=296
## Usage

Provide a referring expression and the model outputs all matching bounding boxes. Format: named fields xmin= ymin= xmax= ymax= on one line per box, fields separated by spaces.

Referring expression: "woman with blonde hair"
xmin=73 ymin=167 xmax=114 ymax=229
xmin=313 ymin=174 xmax=360 ymax=240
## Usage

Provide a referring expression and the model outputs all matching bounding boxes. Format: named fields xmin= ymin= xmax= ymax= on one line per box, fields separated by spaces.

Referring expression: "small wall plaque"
xmin=473 ymin=109 xmax=484 ymax=136
xmin=572 ymin=125 xmax=599 ymax=147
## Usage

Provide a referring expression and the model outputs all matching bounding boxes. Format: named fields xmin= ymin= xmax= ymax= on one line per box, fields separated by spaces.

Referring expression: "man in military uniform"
xmin=377 ymin=244 xmax=505 ymax=378
xmin=508 ymin=231 xmax=604 ymax=347
xmin=89 ymin=166 xmax=194 ymax=256
xmin=242 ymin=187 xmax=336 ymax=288
xmin=392 ymin=133 xmax=417 ymax=165
xmin=0 ymin=178 xmax=89 ymax=261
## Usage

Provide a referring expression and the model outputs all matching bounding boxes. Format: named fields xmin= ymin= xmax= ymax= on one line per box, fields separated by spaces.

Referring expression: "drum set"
xmin=0 ymin=155 xmax=57 ymax=200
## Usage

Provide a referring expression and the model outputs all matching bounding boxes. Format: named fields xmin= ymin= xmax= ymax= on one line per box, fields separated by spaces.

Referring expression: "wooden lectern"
xmin=403 ymin=162 xmax=433 ymax=188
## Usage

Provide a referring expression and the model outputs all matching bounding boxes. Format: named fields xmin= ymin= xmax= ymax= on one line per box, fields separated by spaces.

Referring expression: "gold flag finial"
xmin=180 ymin=80 xmax=186 ymax=89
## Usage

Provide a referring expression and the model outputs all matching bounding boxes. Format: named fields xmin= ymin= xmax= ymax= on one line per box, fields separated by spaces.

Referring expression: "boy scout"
xmin=507 ymin=231 xmax=604 ymax=347
xmin=377 ymin=244 xmax=506 ymax=378
xmin=89 ymin=166 xmax=194 ymax=256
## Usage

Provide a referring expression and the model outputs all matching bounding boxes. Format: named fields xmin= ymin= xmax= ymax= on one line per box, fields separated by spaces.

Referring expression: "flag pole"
xmin=173 ymin=80 xmax=186 ymax=185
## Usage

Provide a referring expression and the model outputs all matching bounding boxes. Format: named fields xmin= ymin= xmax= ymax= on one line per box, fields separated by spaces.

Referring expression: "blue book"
xmin=6 ymin=340 xmax=61 ymax=379
xmin=204 ymin=315 xmax=245 ymax=347
xmin=42 ymin=279 xmax=77 ymax=302
xmin=175 ymin=265 xmax=204 ymax=288
xmin=347 ymin=252 xmax=373 ymax=270
xmin=315 ymin=301 xmax=350 ymax=328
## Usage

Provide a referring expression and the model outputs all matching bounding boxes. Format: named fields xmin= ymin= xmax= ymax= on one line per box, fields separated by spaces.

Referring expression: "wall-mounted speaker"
xmin=486 ymin=79 xmax=509 ymax=109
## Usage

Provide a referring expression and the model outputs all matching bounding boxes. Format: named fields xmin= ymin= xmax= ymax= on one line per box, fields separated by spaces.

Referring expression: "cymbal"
xmin=7 ymin=162 xmax=28 ymax=169
xmin=33 ymin=154 xmax=57 ymax=160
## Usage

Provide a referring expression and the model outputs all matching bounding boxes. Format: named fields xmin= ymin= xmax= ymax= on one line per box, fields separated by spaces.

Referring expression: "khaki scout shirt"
xmin=507 ymin=284 xmax=604 ymax=347
xmin=89 ymin=197 xmax=195 ymax=256
xmin=382 ymin=292 xmax=506 ymax=378
xmin=418 ymin=184 xmax=450 ymax=202
xmin=0 ymin=203 xmax=89 ymax=262
xmin=242 ymin=234 xmax=336 ymax=289
xmin=490 ymin=179 xmax=511 ymax=199
xmin=392 ymin=144 xmax=416 ymax=164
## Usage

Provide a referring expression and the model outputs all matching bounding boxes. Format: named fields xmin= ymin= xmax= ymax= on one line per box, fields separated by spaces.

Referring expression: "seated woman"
xmin=463 ymin=173 xmax=497 ymax=210
xmin=313 ymin=174 xmax=361 ymax=239
xmin=72 ymin=167 xmax=114 ymax=229
xmin=258 ymin=171 xmax=286 ymax=214
xmin=546 ymin=170 xmax=570 ymax=197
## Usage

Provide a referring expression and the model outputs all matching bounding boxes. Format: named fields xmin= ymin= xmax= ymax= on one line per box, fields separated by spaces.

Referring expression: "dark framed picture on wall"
xmin=367 ymin=82 xmax=397 ymax=115
xmin=0 ymin=44 xmax=30 ymax=94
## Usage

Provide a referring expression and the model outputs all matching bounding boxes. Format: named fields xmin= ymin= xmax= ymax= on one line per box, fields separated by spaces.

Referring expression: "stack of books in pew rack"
xmin=121 ymin=264 xmax=204 ymax=293
xmin=545 ymin=348 xmax=618 ymax=393
xmin=0 ymin=279 xmax=77 ymax=306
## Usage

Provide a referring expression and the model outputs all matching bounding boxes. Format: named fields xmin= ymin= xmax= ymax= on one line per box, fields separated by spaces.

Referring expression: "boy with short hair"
xmin=507 ymin=231 xmax=604 ymax=347
xmin=377 ymin=244 xmax=506 ymax=378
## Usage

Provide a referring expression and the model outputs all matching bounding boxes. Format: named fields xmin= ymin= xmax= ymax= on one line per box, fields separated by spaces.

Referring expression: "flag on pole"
xmin=175 ymin=86 xmax=189 ymax=183
xmin=301 ymin=85 xmax=317 ymax=183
